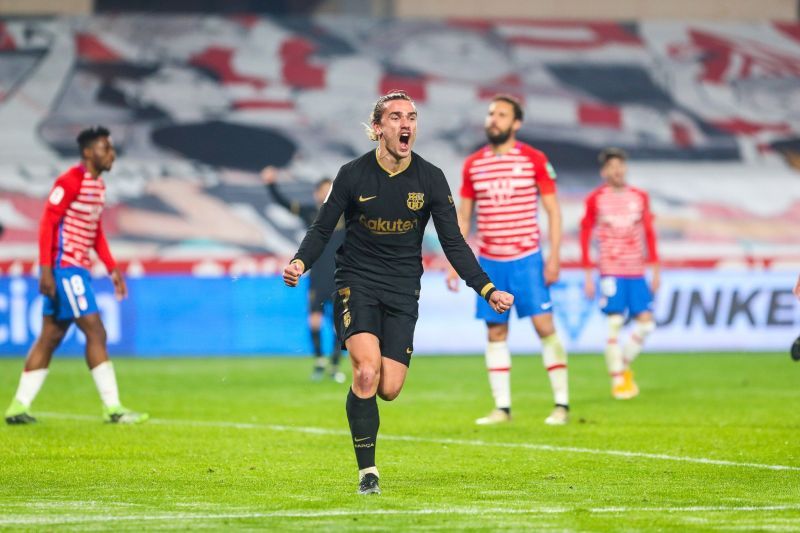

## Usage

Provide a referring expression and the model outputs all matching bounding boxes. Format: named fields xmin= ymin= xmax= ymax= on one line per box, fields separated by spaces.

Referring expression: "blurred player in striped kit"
xmin=580 ymin=148 xmax=659 ymax=399
xmin=5 ymin=126 xmax=148 ymax=425
xmin=448 ymin=94 xmax=570 ymax=426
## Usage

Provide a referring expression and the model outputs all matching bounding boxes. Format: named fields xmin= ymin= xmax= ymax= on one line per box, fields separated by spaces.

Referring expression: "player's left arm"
xmin=540 ymin=193 xmax=562 ymax=286
xmin=642 ymin=191 xmax=660 ymax=293
xmin=533 ymin=152 xmax=561 ymax=285
xmin=94 ymin=219 xmax=127 ymax=300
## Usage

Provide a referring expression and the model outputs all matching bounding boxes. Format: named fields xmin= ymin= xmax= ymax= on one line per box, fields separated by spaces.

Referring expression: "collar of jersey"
xmin=77 ymin=162 xmax=98 ymax=179
xmin=375 ymin=148 xmax=412 ymax=177
xmin=485 ymin=140 xmax=520 ymax=157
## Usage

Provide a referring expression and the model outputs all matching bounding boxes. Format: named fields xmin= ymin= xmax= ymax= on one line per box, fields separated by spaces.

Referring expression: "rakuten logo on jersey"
xmin=358 ymin=215 xmax=419 ymax=235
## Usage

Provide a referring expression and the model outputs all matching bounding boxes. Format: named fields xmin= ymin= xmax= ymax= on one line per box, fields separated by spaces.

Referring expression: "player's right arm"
xmin=38 ymin=172 xmax=80 ymax=297
xmin=579 ymin=192 xmax=598 ymax=300
xmin=285 ymin=166 xmax=350 ymax=287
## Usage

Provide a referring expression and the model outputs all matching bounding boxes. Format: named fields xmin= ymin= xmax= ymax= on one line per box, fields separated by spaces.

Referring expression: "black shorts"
xmin=333 ymin=285 xmax=419 ymax=366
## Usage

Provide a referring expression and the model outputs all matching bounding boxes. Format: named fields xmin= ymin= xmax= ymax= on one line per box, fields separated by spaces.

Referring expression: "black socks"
xmin=346 ymin=389 xmax=379 ymax=469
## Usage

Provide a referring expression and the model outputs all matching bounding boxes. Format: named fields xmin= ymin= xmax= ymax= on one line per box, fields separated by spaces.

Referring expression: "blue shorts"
xmin=598 ymin=276 xmax=653 ymax=317
xmin=476 ymin=253 xmax=552 ymax=324
xmin=42 ymin=267 xmax=99 ymax=321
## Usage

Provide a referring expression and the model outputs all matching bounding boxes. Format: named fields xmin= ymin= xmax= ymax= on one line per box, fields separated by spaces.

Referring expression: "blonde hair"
xmin=363 ymin=90 xmax=415 ymax=142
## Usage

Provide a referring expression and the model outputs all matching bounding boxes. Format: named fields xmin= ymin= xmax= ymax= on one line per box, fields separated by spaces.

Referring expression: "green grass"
xmin=0 ymin=353 xmax=798 ymax=531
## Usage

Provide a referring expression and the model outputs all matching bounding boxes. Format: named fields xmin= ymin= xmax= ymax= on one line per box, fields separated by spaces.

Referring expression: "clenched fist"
xmin=489 ymin=290 xmax=514 ymax=314
xmin=283 ymin=260 xmax=304 ymax=287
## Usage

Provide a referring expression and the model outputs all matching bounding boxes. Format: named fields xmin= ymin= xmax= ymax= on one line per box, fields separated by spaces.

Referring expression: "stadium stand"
xmin=0 ymin=16 xmax=798 ymax=270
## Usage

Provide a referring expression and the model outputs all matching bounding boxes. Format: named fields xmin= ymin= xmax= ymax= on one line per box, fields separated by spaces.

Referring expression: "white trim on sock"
xmin=14 ymin=368 xmax=49 ymax=407
xmin=90 ymin=361 xmax=120 ymax=408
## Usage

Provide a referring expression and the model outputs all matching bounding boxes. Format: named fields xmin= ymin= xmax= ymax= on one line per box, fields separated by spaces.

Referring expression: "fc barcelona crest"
xmin=407 ymin=192 xmax=424 ymax=211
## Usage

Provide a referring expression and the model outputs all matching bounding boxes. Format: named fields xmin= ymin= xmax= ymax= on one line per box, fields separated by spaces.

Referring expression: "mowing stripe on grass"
xmin=3 ymin=504 xmax=800 ymax=526
xmin=40 ymin=412 xmax=800 ymax=472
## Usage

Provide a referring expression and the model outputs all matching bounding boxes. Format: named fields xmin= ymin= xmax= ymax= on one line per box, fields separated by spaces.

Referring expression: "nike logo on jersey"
xmin=359 ymin=195 xmax=377 ymax=202
xmin=541 ymin=302 xmax=553 ymax=310
xmin=406 ymin=347 xmax=413 ymax=355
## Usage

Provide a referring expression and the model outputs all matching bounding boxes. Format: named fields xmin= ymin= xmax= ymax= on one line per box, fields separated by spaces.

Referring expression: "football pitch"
xmin=0 ymin=353 xmax=798 ymax=531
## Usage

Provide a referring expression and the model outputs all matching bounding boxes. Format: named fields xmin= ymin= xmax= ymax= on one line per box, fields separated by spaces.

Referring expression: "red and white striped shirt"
xmin=461 ymin=142 xmax=557 ymax=261
xmin=580 ymin=184 xmax=658 ymax=277
xmin=39 ymin=164 xmax=115 ymax=271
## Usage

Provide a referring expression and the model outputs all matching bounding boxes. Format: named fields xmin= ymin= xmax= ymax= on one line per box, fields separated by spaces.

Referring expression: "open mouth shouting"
xmin=399 ymin=131 xmax=411 ymax=152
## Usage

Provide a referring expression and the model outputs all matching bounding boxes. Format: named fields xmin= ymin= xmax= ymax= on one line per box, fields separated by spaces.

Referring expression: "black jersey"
xmin=293 ymin=150 xmax=492 ymax=298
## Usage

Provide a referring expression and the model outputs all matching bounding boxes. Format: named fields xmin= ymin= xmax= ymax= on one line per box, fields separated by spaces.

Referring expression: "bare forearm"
xmin=541 ymin=194 xmax=562 ymax=259
xmin=458 ymin=218 xmax=470 ymax=239
xmin=649 ymin=261 xmax=660 ymax=277
xmin=549 ymin=225 xmax=561 ymax=260
xmin=547 ymin=210 xmax=562 ymax=260
xmin=456 ymin=199 xmax=473 ymax=240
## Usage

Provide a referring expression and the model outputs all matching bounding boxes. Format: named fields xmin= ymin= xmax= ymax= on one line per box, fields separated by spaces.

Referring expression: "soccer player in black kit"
xmin=283 ymin=91 xmax=514 ymax=495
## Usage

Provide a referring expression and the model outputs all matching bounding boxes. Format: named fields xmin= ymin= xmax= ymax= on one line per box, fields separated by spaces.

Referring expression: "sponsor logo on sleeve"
xmin=546 ymin=162 xmax=557 ymax=180
xmin=49 ymin=186 xmax=65 ymax=205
